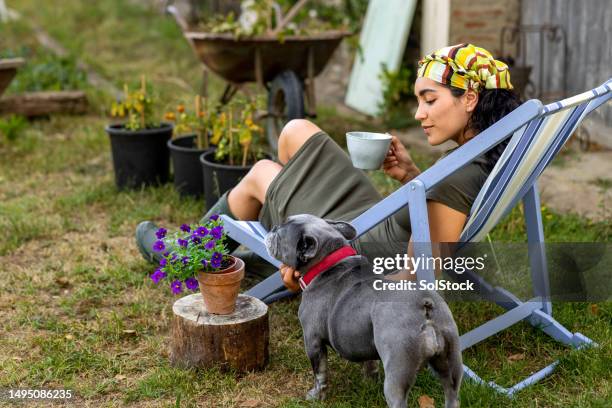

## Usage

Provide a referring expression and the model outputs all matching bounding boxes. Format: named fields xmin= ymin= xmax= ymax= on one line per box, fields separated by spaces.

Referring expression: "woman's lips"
xmin=422 ymin=125 xmax=433 ymax=135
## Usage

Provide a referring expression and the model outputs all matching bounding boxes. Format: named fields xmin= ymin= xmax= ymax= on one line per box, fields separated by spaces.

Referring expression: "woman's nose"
xmin=414 ymin=104 xmax=427 ymax=121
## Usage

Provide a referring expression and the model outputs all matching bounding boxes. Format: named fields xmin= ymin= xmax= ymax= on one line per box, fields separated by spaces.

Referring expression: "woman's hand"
xmin=279 ymin=264 xmax=301 ymax=292
xmin=382 ymin=135 xmax=421 ymax=183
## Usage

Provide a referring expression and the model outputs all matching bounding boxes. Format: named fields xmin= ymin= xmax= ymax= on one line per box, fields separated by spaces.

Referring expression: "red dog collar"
xmin=299 ymin=246 xmax=357 ymax=290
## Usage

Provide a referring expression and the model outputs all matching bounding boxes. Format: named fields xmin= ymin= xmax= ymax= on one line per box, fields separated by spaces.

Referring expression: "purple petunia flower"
xmin=153 ymin=240 xmax=165 ymax=252
xmin=210 ymin=226 xmax=223 ymax=240
xmin=177 ymin=238 xmax=189 ymax=248
xmin=191 ymin=236 xmax=201 ymax=245
xmin=159 ymin=258 xmax=167 ymax=267
xmin=195 ymin=226 xmax=208 ymax=237
xmin=155 ymin=228 xmax=167 ymax=239
xmin=182 ymin=256 xmax=190 ymax=265
xmin=180 ymin=224 xmax=191 ymax=233
xmin=171 ymin=280 xmax=182 ymax=294
xmin=205 ymin=240 xmax=215 ymax=250
xmin=150 ymin=269 xmax=166 ymax=284
xmin=209 ymin=214 xmax=219 ymax=221
xmin=171 ymin=254 xmax=177 ymax=262
xmin=211 ymin=252 xmax=223 ymax=268
xmin=201 ymin=259 xmax=208 ymax=268
xmin=185 ymin=277 xmax=199 ymax=291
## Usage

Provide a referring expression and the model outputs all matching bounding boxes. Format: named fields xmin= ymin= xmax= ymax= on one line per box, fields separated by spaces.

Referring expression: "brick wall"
xmin=449 ymin=0 xmax=520 ymax=58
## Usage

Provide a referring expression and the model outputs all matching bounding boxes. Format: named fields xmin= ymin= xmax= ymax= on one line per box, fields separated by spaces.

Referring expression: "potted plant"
xmin=166 ymin=95 xmax=215 ymax=197
xmin=106 ymin=76 xmax=172 ymax=189
xmin=149 ymin=215 xmax=245 ymax=315
xmin=200 ymin=100 xmax=268 ymax=209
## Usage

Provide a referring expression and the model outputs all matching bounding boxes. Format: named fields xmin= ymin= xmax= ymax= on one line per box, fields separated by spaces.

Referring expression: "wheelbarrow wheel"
xmin=266 ymin=70 xmax=305 ymax=151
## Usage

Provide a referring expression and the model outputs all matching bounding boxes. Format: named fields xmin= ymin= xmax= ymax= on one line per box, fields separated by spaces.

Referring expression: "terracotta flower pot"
xmin=197 ymin=256 xmax=245 ymax=315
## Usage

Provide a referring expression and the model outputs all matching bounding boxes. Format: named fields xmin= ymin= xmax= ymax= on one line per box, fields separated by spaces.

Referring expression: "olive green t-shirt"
xmin=425 ymin=149 xmax=490 ymax=215
xmin=390 ymin=149 xmax=490 ymax=232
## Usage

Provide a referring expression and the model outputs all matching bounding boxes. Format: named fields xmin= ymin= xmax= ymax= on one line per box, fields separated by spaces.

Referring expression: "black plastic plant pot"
xmin=200 ymin=150 xmax=260 ymax=210
xmin=168 ymin=134 xmax=214 ymax=197
xmin=105 ymin=123 xmax=173 ymax=189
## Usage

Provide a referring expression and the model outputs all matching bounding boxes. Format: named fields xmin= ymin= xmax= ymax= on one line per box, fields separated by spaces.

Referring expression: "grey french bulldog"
xmin=265 ymin=214 xmax=462 ymax=408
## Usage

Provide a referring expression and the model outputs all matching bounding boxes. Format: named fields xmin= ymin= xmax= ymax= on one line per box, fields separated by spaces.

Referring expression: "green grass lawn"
xmin=1 ymin=1 xmax=610 ymax=407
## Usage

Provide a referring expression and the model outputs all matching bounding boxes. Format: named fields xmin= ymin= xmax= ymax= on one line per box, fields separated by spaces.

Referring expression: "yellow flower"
xmin=239 ymin=128 xmax=252 ymax=146
xmin=165 ymin=112 xmax=176 ymax=121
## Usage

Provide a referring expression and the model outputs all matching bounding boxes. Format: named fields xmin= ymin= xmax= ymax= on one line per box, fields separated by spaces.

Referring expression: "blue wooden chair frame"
xmin=222 ymin=79 xmax=612 ymax=395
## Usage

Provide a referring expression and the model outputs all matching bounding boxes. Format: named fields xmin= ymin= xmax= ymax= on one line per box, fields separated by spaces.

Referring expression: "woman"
xmin=137 ymin=44 xmax=520 ymax=291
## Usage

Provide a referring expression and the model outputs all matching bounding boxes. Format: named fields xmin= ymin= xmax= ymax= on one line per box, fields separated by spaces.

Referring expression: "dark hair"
xmin=447 ymin=86 xmax=522 ymax=172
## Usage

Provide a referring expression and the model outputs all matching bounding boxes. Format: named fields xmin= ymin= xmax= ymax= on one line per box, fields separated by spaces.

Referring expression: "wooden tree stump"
xmin=170 ymin=293 xmax=269 ymax=372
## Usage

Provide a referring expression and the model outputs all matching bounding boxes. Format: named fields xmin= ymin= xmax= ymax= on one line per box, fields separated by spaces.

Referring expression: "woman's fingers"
xmin=279 ymin=264 xmax=301 ymax=292
xmin=390 ymin=135 xmax=402 ymax=150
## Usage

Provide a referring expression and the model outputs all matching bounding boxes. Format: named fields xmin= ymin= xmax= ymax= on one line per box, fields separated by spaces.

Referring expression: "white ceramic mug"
xmin=346 ymin=131 xmax=392 ymax=170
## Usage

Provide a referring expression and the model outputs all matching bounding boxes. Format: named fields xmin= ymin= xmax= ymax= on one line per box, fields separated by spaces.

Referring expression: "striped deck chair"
xmin=222 ymin=79 xmax=612 ymax=395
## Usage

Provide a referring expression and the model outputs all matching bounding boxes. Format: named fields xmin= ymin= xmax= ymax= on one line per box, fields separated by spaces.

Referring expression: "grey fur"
xmin=266 ymin=214 xmax=462 ymax=408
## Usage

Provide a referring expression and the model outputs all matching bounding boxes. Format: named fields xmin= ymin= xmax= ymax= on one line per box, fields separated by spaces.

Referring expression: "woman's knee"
xmin=278 ymin=119 xmax=322 ymax=164
xmin=243 ymin=159 xmax=282 ymax=201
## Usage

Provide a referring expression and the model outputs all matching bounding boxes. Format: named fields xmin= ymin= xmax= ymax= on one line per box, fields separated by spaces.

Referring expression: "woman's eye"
xmin=425 ymin=99 xmax=436 ymax=105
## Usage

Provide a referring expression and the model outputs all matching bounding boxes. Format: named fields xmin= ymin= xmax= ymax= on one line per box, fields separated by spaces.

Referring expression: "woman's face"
xmin=413 ymin=77 xmax=477 ymax=146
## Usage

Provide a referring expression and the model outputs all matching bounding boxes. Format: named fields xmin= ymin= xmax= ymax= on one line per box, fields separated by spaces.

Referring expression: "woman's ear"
xmin=464 ymin=89 xmax=479 ymax=113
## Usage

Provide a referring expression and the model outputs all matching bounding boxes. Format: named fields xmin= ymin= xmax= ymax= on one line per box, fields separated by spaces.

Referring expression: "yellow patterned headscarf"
xmin=417 ymin=43 xmax=513 ymax=92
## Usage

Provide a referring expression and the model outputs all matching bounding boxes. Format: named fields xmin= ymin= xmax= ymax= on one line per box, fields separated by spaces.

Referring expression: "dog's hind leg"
xmin=379 ymin=350 xmax=418 ymax=408
xmin=429 ymin=338 xmax=462 ymax=408
xmin=305 ymin=340 xmax=328 ymax=401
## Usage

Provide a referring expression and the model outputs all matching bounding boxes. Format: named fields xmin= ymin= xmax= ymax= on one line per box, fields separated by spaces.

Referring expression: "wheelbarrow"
xmin=168 ymin=7 xmax=348 ymax=149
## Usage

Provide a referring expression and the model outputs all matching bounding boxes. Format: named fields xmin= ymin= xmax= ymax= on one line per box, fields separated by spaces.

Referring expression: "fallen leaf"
xmin=12 ymin=356 xmax=22 ymax=361
xmin=122 ymin=329 xmax=137 ymax=335
xmin=418 ymin=394 xmax=435 ymax=408
xmin=55 ymin=277 xmax=71 ymax=288
xmin=65 ymin=334 xmax=74 ymax=340
xmin=590 ymin=304 xmax=599 ymax=315
xmin=508 ymin=353 xmax=525 ymax=362
xmin=114 ymin=374 xmax=127 ymax=381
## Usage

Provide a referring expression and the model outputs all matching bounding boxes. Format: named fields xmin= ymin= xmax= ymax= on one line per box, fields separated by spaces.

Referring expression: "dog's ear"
xmin=325 ymin=220 xmax=356 ymax=241
xmin=297 ymin=234 xmax=319 ymax=264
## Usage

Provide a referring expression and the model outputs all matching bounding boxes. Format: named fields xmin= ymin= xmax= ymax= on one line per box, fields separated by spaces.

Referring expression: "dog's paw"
xmin=306 ymin=387 xmax=326 ymax=401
